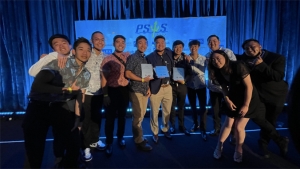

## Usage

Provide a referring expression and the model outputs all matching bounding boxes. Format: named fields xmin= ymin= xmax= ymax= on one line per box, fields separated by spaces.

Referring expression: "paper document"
xmin=141 ymin=64 xmax=153 ymax=78
xmin=154 ymin=66 xmax=169 ymax=78
xmin=172 ymin=67 xmax=185 ymax=81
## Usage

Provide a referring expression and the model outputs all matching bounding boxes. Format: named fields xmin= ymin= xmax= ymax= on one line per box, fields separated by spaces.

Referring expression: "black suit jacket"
xmin=146 ymin=48 xmax=173 ymax=94
xmin=240 ymin=50 xmax=288 ymax=105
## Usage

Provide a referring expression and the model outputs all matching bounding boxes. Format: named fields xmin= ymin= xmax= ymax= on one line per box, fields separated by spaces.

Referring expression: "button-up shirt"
xmin=84 ymin=49 xmax=104 ymax=95
xmin=101 ymin=52 xmax=130 ymax=87
xmin=29 ymin=56 xmax=91 ymax=102
xmin=186 ymin=54 xmax=206 ymax=89
xmin=28 ymin=51 xmax=72 ymax=77
xmin=125 ymin=50 xmax=149 ymax=95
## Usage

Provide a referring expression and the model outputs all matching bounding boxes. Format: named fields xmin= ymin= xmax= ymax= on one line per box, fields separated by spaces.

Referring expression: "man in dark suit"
xmin=240 ymin=39 xmax=289 ymax=158
xmin=146 ymin=35 xmax=174 ymax=143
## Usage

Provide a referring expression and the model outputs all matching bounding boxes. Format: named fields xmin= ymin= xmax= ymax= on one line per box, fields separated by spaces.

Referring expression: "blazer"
xmin=240 ymin=50 xmax=288 ymax=105
xmin=146 ymin=48 xmax=174 ymax=94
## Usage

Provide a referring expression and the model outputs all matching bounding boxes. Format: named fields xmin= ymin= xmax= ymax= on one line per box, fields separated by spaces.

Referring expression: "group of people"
xmin=22 ymin=32 xmax=289 ymax=168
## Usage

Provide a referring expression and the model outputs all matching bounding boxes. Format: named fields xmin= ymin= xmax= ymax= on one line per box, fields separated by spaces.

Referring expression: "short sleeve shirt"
xmin=101 ymin=52 xmax=130 ymax=87
xmin=125 ymin=50 xmax=149 ymax=95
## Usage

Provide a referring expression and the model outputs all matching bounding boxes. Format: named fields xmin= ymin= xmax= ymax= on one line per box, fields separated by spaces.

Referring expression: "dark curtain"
xmin=1 ymin=0 xmax=299 ymax=111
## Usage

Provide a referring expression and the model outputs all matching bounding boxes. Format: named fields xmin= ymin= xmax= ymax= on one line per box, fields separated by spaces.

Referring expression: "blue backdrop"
xmin=1 ymin=0 xmax=299 ymax=111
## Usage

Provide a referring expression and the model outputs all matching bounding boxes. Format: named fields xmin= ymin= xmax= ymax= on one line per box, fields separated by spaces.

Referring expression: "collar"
xmin=92 ymin=48 xmax=103 ymax=56
xmin=135 ymin=50 xmax=145 ymax=58
xmin=69 ymin=55 xmax=87 ymax=70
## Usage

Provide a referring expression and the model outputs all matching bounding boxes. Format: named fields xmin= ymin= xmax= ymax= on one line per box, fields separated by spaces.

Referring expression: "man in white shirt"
xmin=205 ymin=35 xmax=236 ymax=139
xmin=81 ymin=31 xmax=106 ymax=161
xmin=185 ymin=40 xmax=208 ymax=141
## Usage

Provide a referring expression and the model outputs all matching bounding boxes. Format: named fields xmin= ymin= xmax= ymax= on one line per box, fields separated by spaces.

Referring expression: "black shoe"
xmin=105 ymin=144 xmax=113 ymax=156
xmin=209 ymin=129 xmax=220 ymax=136
xmin=163 ymin=131 xmax=172 ymax=139
xmin=190 ymin=124 xmax=200 ymax=132
xmin=152 ymin=135 xmax=159 ymax=144
xmin=118 ymin=139 xmax=126 ymax=149
xmin=170 ymin=127 xmax=175 ymax=134
xmin=258 ymin=139 xmax=270 ymax=158
xmin=277 ymin=137 xmax=289 ymax=157
xmin=179 ymin=127 xmax=191 ymax=136
xmin=136 ymin=140 xmax=153 ymax=151
xmin=202 ymin=131 xmax=207 ymax=141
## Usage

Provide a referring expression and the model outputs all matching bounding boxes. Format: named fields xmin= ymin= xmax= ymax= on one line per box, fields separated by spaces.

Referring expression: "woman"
xmin=208 ymin=50 xmax=289 ymax=162
xmin=208 ymin=50 xmax=262 ymax=162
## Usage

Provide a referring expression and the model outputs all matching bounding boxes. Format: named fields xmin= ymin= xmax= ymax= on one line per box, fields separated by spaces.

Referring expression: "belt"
xmin=161 ymin=84 xmax=170 ymax=88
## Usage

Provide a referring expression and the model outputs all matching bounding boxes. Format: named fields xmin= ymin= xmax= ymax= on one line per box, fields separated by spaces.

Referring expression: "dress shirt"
xmin=101 ymin=52 xmax=130 ymax=87
xmin=28 ymin=51 xmax=72 ymax=77
xmin=84 ymin=49 xmax=104 ymax=95
xmin=186 ymin=54 xmax=206 ymax=89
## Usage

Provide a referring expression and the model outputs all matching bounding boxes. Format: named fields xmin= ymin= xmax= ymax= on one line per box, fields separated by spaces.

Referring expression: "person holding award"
xmin=169 ymin=40 xmax=192 ymax=135
xmin=125 ymin=35 xmax=153 ymax=151
xmin=146 ymin=35 xmax=174 ymax=143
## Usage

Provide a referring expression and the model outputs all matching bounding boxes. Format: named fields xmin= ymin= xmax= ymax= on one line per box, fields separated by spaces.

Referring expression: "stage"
xmin=1 ymin=112 xmax=299 ymax=168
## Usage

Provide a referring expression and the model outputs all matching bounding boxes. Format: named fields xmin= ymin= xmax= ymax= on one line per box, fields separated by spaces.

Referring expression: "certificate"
xmin=154 ymin=66 xmax=169 ymax=78
xmin=141 ymin=64 xmax=153 ymax=78
xmin=172 ymin=67 xmax=185 ymax=81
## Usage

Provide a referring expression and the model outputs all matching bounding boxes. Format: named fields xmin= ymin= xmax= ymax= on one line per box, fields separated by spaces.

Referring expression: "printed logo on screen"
xmin=136 ymin=21 xmax=167 ymax=38
xmin=189 ymin=39 xmax=204 ymax=44
xmin=102 ymin=49 xmax=113 ymax=54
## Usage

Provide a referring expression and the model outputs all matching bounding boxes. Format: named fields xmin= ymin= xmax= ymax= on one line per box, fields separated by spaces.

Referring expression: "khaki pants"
xmin=149 ymin=85 xmax=173 ymax=135
xmin=130 ymin=92 xmax=149 ymax=144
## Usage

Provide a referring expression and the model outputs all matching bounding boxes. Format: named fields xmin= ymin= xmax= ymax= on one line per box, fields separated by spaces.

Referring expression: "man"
xmin=125 ymin=35 xmax=153 ymax=151
xmin=29 ymin=34 xmax=72 ymax=76
xmin=205 ymin=35 xmax=236 ymax=137
xmin=146 ymin=35 xmax=173 ymax=143
xmin=185 ymin=40 xmax=208 ymax=141
xmin=81 ymin=31 xmax=106 ymax=162
xmin=240 ymin=39 xmax=289 ymax=158
xmin=169 ymin=40 xmax=191 ymax=135
xmin=23 ymin=37 xmax=92 ymax=168
xmin=27 ymin=34 xmax=75 ymax=167
xmin=101 ymin=35 xmax=130 ymax=155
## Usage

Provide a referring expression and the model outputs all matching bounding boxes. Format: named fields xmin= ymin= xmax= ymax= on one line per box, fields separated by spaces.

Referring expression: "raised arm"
xmin=29 ymin=52 xmax=58 ymax=77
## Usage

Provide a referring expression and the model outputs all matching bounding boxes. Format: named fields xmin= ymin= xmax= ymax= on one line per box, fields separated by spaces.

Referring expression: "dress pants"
xmin=23 ymin=101 xmax=80 ymax=168
xmin=187 ymin=87 xmax=208 ymax=132
xmin=209 ymin=90 xmax=223 ymax=131
xmin=130 ymin=92 xmax=149 ymax=144
xmin=260 ymin=101 xmax=285 ymax=143
xmin=170 ymin=83 xmax=187 ymax=129
xmin=149 ymin=85 xmax=173 ymax=135
xmin=105 ymin=86 xmax=129 ymax=144
xmin=251 ymin=103 xmax=284 ymax=142
xmin=82 ymin=94 xmax=103 ymax=148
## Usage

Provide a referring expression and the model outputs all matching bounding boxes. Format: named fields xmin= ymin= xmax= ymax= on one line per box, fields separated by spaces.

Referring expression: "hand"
xmin=146 ymin=88 xmax=151 ymax=97
xmin=225 ymin=96 xmax=237 ymax=111
xmin=57 ymin=53 xmax=68 ymax=69
xmin=71 ymin=80 xmax=80 ymax=91
xmin=143 ymin=76 xmax=153 ymax=82
xmin=40 ymin=54 xmax=48 ymax=59
xmin=71 ymin=116 xmax=80 ymax=131
xmin=254 ymin=56 xmax=263 ymax=65
xmin=239 ymin=105 xmax=249 ymax=117
xmin=103 ymin=95 xmax=111 ymax=106
xmin=176 ymin=80 xmax=185 ymax=84
xmin=185 ymin=55 xmax=192 ymax=63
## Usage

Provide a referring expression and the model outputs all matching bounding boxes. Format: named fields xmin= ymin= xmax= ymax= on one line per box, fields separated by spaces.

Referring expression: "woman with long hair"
xmin=208 ymin=50 xmax=289 ymax=162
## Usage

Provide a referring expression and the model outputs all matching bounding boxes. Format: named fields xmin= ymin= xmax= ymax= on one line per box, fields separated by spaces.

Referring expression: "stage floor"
xmin=1 ymin=112 xmax=299 ymax=168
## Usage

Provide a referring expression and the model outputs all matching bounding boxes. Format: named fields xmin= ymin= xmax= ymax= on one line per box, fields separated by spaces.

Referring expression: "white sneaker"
xmin=233 ymin=151 xmax=243 ymax=163
xmin=82 ymin=148 xmax=93 ymax=162
xmin=90 ymin=140 xmax=106 ymax=150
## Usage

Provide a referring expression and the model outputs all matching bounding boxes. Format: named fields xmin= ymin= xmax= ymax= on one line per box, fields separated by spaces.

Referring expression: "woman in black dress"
xmin=208 ymin=50 xmax=289 ymax=162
